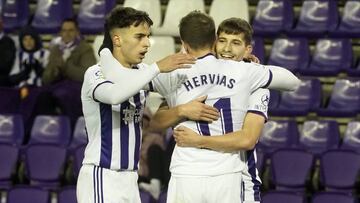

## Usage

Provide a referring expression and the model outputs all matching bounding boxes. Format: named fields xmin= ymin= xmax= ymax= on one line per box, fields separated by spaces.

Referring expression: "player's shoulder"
xmin=84 ymin=64 xmax=102 ymax=80
xmin=253 ymin=88 xmax=270 ymax=96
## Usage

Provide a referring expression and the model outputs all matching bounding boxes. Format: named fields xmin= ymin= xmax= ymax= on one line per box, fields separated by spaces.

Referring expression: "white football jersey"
xmin=151 ymin=54 xmax=272 ymax=176
xmin=81 ymin=64 xmax=147 ymax=171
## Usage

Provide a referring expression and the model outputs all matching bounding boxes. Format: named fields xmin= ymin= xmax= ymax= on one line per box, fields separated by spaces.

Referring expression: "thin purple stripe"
xmin=247 ymin=110 xmax=268 ymax=122
xmin=93 ymin=166 xmax=96 ymax=203
xmin=262 ymin=70 xmax=273 ymax=88
xmin=246 ymin=150 xmax=261 ymax=201
xmin=99 ymin=103 xmax=112 ymax=168
xmin=96 ymin=166 xmax=100 ymax=203
xmin=120 ymin=101 xmax=130 ymax=169
xmin=100 ymin=168 xmax=104 ymax=203
xmin=92 ymin=81 xmax=113 ymax=102
xmin=133 ymin=93 xmax=142 ymax=170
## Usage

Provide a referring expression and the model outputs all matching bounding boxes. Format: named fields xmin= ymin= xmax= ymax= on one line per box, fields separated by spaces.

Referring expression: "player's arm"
xmin=174 ymin=113 xmax=264 ymax=152
xmin=266 ymin=65 xmax=301 ymax=91
xmin=148 ymin=96 xmax=220 ymax=132
xmin=174 ymin=89 xmax=269 ymax=152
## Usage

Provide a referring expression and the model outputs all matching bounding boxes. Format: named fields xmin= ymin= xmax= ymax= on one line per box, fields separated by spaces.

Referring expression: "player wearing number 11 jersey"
xmin=148 ymin=11 xmax=300 ymax=203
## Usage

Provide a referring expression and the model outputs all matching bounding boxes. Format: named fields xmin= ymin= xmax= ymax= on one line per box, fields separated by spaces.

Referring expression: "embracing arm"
xmin=267 ymin=65 xmax=301 ymax=91
xmin=149 ymin=96 xmax=220 ymax=131
xmin=174 ymin=113 xmax=265 ymax=152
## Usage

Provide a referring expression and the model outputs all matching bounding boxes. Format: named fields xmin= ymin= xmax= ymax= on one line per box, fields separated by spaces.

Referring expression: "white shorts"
xmin=167 ymin=172 xmax=242 ymax=203
xmin=76 ymin=164 xmax=141 ymax=203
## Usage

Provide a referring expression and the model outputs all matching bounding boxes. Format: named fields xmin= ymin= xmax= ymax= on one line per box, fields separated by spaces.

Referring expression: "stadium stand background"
xmin=0 ymin=0 xmax=360 ymax=202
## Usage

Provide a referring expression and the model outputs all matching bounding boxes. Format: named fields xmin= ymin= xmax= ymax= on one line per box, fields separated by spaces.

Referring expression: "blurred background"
xmin=0 ymin=0 xmax=359 ymax=203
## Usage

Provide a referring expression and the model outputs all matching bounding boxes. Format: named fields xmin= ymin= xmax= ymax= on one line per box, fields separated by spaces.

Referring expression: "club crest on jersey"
xmin=122 ymin=106 xmax=143 ymax=124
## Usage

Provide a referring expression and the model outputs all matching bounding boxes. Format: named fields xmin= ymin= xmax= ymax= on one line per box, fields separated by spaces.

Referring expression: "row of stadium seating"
xmin=2 ymin=0 xmax=360 ymax=37
xmin=1 ymin=186 xmax=358 ymax=203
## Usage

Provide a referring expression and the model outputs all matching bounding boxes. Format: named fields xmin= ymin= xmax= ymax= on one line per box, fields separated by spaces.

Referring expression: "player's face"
xmin=22 ymin=35 xmax=36 ymax=51
xmin=215 ymin=32 xmax=251 ymax=62
xmin=60 ymin=21 xmax=79 ymax=44
xmin=116 ymin=23 xmax=151 ymax=67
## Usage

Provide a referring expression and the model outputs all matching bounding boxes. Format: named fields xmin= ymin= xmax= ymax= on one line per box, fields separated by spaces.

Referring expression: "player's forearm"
xmin=267 ymin=65 xmax=301 ymax=91
xmin=149 ymin=106 xmax=186 ymax=131
xmin=197 ymin=130 xmax=255 ymax=152
xmin=94 ymin=81 xmax=150 ymax=105
xmin=100 ymin=48 xmax=160 ymax=90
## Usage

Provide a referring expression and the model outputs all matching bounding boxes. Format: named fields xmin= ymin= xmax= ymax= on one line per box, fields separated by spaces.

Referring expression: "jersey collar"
xmin=197 ymin=53 xmax=216 ymax=60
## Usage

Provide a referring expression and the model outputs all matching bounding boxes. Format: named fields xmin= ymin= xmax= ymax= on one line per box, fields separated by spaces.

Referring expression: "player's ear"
xmin=112 ymin=33 xmax=122 ymax=48
xmin=245 ymin=44 xmax=253 ymax=55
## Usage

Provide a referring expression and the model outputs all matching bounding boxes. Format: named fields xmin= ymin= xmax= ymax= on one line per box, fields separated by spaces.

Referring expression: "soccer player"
xmin=77 ymin=7 xmax=197 ymax=203
xmin=176 ymin=17 xmax=267 ymax=203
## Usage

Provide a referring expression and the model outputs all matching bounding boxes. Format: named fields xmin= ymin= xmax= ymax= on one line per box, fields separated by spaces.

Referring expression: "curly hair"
xmin=106 ymin=7 xmax=153 ymax=31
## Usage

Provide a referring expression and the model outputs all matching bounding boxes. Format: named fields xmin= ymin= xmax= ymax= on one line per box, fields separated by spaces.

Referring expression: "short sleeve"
xmin=246 ymin=63 xmax=272 ymax=92
xmin=82 ymin=65 xmax=112 ymax=102
xmin=247 ymin=88 xmax=270 ymax=121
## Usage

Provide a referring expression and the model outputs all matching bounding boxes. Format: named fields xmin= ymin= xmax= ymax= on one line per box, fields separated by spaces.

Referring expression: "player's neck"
xmin=187 ymin=48 xmax=214 ymax=59
xmin=112 ymin=51 xmax=132 ymax=68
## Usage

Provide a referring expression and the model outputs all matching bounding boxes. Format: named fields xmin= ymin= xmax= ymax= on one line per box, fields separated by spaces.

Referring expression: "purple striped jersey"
xmin=150 ymin=54 xmax=273 ymax=176
xmin=81 ymin=64 xmax=147 ymax=171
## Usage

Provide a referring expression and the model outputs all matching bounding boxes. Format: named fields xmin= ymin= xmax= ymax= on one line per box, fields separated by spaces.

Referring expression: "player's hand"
xmin=156 ymin=52 xmax=195 ymax=73
xmin=174 ymin=126 xmax=201 ymax=147
xmin=244 ymin=54 xmax=260 ymax=63
xmin=178 ymin=95 xmax=220 ymax=122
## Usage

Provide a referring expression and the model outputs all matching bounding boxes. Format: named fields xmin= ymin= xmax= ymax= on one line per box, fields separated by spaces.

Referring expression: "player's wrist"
xmin=176 ymin=105 xmax=187 ymax=120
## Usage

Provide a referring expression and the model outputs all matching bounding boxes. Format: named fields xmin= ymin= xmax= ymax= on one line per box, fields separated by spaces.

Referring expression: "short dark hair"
xmin=217 ymin=18 xmax=253 ymax=45
xmin=106 ymin=7 xmax=153 ymax=31
xmin=62 ymin=18 xmax=79 ymax=29
xmin=179 ymin=11 xmax=216 ymax=50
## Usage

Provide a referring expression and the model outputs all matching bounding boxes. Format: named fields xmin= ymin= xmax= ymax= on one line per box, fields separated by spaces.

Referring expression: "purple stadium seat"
xmin=257 ymin=120 xmax=299 ymax=155
xmin=267 ymin=38 xmax=310 ymax=73
xmin=271 ymin=78 xmax=322 ymax=116
xmin=25 ymin=144 xmax=67 ymax=189
xmin=288 ymin=0 xmax=338 ymax=37
xmin=1 ymin=0 xmax=29 ymax=32
xmin=29 ymin=115 xmax=71 ymax=147
xmin=271 ymin=148 xmax=314 ymax=191
xmin=268 ymin=90 xmax=280 ymax=111
xmin=69 ymin=116 xmax=87 ymax=150
xmin=317 ymin=79 xmax=360 ymax=117
xmin=0 ymin=144 xmax=18 ymax=189
xmin=252 ymin=0 xmax=294 ymax=37
xmin=73 ymin=145 xmax=86 ymax=178
xmin=158 ymin=190 xmax=167 ymax=203
xmin=0 ymin=87 xmax=20 ymax=114
xmin=31 ymin=0 xmax=73 ymax=34
xmin=7 ymin=186 xmax=50 ymax=203
xmin=77 ymin=0 xmax=116 ymax=34
xmin=299 ymin=120 xmax=340 ymax=156
xmin=0 ymin=114 xmax=24 ymax=146
xmin=262 ymin=191 xmax=305 ymax=203
xmin=252 ymin=37 xmax=265 ymax=63
xmin=299 ymin=38 xmax=352 ymax=76
xmin=140 ymin=190 xmax=154 ymax=203
xmin=341 ymin=121 xmax=360 ymax=153
xmin=312 ymin=192 xmax=356 ymax=203
xmin=320 ymin=149 xmax=360 ymax=193
xmin=58 ymin=187 xmax=76 ymax=203
xmin=347 ymin=60 xmax=360 ymax=77
xmin=330 ymin=1 xmax=360 ymax=38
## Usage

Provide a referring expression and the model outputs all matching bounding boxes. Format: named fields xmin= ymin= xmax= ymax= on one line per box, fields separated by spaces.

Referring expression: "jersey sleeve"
xmin=246 ymin=63 xmax=272 ymax=92
xmin=83 ymin=65 xmax=112 ymax=102
xmin=247 ymin=88 xmax=270 ymax=121
xmin=151 ymin=71 xmax=187 ymax=97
